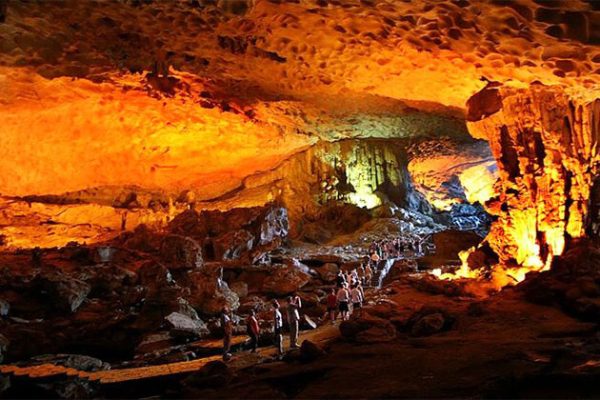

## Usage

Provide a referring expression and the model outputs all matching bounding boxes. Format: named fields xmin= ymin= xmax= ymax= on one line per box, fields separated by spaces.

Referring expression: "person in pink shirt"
xmin=246 ymin=309 xmax=260 ymax=353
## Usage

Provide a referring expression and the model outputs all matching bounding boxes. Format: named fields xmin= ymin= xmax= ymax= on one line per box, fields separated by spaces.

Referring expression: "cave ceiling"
xmin=0 ymin=0 xmax=599 ymax=200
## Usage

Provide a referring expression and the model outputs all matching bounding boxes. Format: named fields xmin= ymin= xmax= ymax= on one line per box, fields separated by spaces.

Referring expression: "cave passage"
xmin=1 ymin=0 xmax=600 ymax=399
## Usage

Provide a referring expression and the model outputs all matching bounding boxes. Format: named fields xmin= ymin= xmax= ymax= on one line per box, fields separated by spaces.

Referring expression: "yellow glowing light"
xmin=346 ymin=191 xmax=382 ymax=209
xmin=459 ymin=161 xmax=498 ymax=205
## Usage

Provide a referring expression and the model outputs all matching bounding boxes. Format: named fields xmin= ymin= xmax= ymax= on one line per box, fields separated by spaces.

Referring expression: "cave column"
xmin=466 ymin=85 xmax=600 ymax=271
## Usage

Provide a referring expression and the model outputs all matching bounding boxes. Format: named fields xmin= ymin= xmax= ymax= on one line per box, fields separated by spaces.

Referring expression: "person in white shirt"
xmin=350 ymin=284 xmax=363 ymax=318
xmin=272 ymin=300 xmax=283 ymax=359
xmin=336 ymin=284 xmax=350 ymax=321
xmin=357 ymin=281 xmax=365 ymax=303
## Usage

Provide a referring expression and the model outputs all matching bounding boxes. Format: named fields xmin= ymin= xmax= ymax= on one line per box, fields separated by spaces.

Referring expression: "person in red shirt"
xmin=246 ymin=309 xmax=260 ymax=353
xmin=326 ymin=287 xmax=338 ymax=324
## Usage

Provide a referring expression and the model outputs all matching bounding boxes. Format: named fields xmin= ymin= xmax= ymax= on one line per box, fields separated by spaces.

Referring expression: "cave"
xmin=1 ymin=0 xmax=600 ymax=398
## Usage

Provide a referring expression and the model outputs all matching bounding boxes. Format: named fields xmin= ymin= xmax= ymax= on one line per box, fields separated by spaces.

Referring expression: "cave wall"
xmin=240 ymin=139 xmax=413 ymax=238
xmin=467 ymin=84 xmax=600 ymax=271
xmin=0 ymin=135 xmax=494 ymax=249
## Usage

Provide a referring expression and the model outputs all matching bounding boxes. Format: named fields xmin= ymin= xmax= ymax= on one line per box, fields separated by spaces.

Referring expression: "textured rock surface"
xmin=0 ymin=0 xmax=598 ymax=253
xmin=263 ymin=263 xmax=311 ymax=296
xmin=467 ymin=84 xmax=600 ymax=280
xmin=159 ymin=235 xmax=204 ymax=270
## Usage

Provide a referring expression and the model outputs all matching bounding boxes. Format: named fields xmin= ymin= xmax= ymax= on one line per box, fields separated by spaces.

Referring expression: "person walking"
xmin=336 ymin=283 xmax=350 ymax=321
xmin=221 ymin=306 xmax=233 ymax=361
xmin=357 ymin=264 xmax=365 ymax=285
xmin=246 ymin=309 xmax=260 ymax=353
xmin=357 ymin=280 xmax=365 ymax=303
xmin=287 ymin=296 xmax=301 ymax=349
xmin=336 ymin=269 xmax=347 ymax=288
xmin=290 ymin=294 xmax=302 ymax=309
xmin=272 ymin=300 xmax=284 ymax=359
xmin=364 ymin=263 xmax=373 ymax=287
xmin=351 ymin=283 xmax=363 ymax=318
xmin=370 ymin=251 xmax=380 ymax=269
xmin=346 ymin=270 xmax=354 ymax=287
xmin=326 ymin=287 xmax=338 ymax=324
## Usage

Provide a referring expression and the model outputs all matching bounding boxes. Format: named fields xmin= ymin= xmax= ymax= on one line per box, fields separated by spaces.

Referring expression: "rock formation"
xmin=467 ymin=84 xmax=600 ymax=282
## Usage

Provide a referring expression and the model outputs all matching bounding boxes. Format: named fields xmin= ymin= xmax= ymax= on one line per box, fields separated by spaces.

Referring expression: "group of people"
xmin=337 ymin=264 xmax=374 ymax=288
xmin=327 ymin=281 xmax=364 ymax=322
xmin=368 ymin=236 xmax=426 ymax=263
xmin=221 ymin=295 xmax=303 ymax=361
xmin=221 ymin=270 xmax=370 ymax=360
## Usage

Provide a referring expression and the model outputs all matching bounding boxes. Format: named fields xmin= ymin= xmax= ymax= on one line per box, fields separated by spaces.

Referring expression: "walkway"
xmin=0 ymin=325 xmax=339 ymax=385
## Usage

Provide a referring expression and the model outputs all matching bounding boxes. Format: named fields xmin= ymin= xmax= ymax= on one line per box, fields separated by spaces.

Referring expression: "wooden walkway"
xmin=0 ymin=325 xmax=339 ymax=385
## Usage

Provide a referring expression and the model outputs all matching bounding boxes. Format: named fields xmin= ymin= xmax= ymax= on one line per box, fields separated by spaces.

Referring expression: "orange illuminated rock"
xmin=467 ymin=84 xmax=600 ymax=280
xmin=0 ymin=0 xmax=599 ymax=268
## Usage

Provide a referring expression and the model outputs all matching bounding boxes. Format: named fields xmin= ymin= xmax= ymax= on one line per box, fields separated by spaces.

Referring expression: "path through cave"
xmin=1 ymin=0 xmax=600 ymax=398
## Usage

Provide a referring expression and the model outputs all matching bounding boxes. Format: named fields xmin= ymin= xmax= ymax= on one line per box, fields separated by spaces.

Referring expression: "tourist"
xmin=290 ymin=294 xmax=302 ymax=309
xmin=357 ymin=263 xmax=365 ymax=283
xmin=370 ymin=251 xmax=380 ymax=269
xmin=336 ymin=269 xmax=346 ymax=288
xmin=246 ymin=309 xmax=260 ymax=353
xmin=350 ymin=283 xmax=363 ymax=318
xmin=272 ymin=300 xmax=284 ymax=359
xmin=287 ymin=296 xmax=301 ymax=349
xmin=381 ymin=240 xmax=388 ymax=259
xmin=336 ymin=283 xmax=350 ymax=321
xmin=351 ymin=268 xmax=359 ymax=285
xmin=369 ymin=241 xmax=378 ymax=256
xmin=326 ymin=287 xmax=338 ymax=324
xmin=221 ymin=306 xmax=233 ymax=361
xmin=394 ymin=238 xmax=401 ymax=257
xmin=364 ymin=263 xmax=373 ymax=287
xmin=357 ymin=280 xmax=365 ymax=302
xmin=346 ymin=270 xmax=354 ymax=287
xmin=385 ymin=240 xmax=394 ymax=259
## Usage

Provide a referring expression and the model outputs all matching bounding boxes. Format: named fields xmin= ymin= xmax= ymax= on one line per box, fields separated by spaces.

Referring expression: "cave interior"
xmin=1 ymin=0 xmax=600 ymax=398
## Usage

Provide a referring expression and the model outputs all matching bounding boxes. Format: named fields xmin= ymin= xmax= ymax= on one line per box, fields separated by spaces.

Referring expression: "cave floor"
xmin=3 ymin=272 xmax=600 ymax=399
xmin=172 ymin=280 xmax=600 ymax=399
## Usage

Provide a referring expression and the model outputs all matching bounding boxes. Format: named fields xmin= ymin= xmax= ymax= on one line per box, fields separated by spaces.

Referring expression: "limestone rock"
xmin=299 ymin=339 xmax=325 ymax=362
xmin=406 ymin=306 xmax=455 ymax=337
xmin=263 ymin=264 xmax=311 ymax=296
xmin=187 ymin=268 xmax=240 ymax=315
xmin=36 ymin=272 xmax=91 ymax=312
xmin=229 ymin=281 xmax=248 ymax=299
xmin=28 ymin=354 xmax=110 ymax=372
xmin=213 ymin=230 xmax=255 ymax=261
xmin=160 ymin=235 xmax=204 ymax=270
xmin=467 ymin=85 xmax=600 ymax=276
xmin=137 ymin=262 xmax=174 ymax=295
xmin=121 ymin=224 xmax=163 ymax=253
xmin=315 ymin=263 xmax=338 ymax=283
xmin=410 ymin=313 xmax=445 ymax=337
xmin=339 ymin=314 xmax=397 ymax=343
xmin=165 ymin=312 xmax=209 ymax=338
xmin=183 ymin=360 xmax=234 ymax=389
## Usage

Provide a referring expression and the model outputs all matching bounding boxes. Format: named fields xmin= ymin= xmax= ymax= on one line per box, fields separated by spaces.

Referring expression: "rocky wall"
xmin=467 ymin=84 xmax=600 ymax=275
